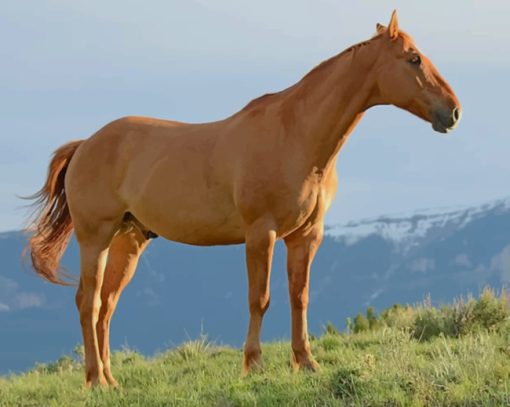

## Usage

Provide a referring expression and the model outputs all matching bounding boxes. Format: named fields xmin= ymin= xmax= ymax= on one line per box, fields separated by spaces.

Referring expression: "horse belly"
xmin=145 ymin=205 xmax=245 ymax=246
xmin=127 ymin=166 xmax=245 ymax=246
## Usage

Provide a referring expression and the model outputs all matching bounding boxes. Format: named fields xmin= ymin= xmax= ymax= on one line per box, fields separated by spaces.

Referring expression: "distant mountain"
xmin=2 ymin=197 xmax=510 ymax=373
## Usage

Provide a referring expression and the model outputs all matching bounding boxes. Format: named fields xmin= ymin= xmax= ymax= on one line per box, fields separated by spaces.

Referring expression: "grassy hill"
xmin=2 ymin=291 xmax=510 ymax=406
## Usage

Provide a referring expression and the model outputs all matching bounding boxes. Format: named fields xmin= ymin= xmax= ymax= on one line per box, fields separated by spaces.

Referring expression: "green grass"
xmin=2 ymin=330 xmax=510 ymax=406
xmin=2 ymin=291 xmax=510 ymax=406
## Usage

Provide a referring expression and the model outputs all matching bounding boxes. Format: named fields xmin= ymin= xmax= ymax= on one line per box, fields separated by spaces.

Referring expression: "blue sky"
xmin=1 ymin=0 xmax=509 ymax=232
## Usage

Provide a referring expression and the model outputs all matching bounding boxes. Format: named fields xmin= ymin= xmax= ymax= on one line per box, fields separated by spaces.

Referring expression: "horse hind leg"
xmin=75 ymin=219 xmax=121 ymax=387
xmin=96 ymin=225 xmax=150 ymax=386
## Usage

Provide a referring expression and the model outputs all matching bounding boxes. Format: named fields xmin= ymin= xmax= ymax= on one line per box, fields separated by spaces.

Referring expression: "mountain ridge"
xmin=327 ymin=196 xmax=510 ymax=251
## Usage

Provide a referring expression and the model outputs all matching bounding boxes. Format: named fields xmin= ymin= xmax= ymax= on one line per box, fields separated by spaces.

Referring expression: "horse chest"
xmin=274 ymin=167 xmax=335 ymax=236
xmin=235 ymin=164 xmax=328 ymax=234
xmin=279 ymin=185 xmax=322 ymax=231
xmin=243 ymin=179 xmax=321 ymax=237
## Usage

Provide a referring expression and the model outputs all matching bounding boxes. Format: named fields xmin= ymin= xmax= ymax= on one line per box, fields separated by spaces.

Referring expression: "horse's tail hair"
xmin=23 ymin=140 xmax=84 ymax=286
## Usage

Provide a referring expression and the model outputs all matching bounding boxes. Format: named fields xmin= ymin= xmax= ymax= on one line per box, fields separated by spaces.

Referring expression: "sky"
xmin=1 ymin=0 xmax=510 ymax=232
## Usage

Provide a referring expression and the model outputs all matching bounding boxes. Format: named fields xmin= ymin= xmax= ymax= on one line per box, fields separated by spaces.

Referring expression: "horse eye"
xmin=409 ymin=55 xmax=421 ymax=65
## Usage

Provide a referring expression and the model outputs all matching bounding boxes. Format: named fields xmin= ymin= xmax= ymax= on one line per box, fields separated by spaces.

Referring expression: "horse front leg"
xmin=284 ymin=222 xmax=323 ymax=372
xmin=242 ymin=220 xmax=276 ymax=375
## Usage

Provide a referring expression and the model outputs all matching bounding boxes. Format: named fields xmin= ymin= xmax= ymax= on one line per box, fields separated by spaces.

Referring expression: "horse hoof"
xmin=242 ymin=351 xmax=264 ymax=376
xmin=291 ymin=354 xmax=320 ymax=372
xmin=85 ymin=372 xmax=109 ymax=389
xmin=106 ymin=376 xmax=119 ymax=388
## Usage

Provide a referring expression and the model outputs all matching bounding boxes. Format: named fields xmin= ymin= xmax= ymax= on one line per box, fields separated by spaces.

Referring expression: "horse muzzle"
xmin=432 ymin=107 xmax=462 ymax=134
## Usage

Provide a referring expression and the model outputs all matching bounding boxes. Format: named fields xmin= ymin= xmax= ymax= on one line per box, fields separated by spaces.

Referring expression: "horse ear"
xmin=375 ymin=23 xmax=386 ymax=35
xmin=387 ymin=10 xmax=399 ymax=39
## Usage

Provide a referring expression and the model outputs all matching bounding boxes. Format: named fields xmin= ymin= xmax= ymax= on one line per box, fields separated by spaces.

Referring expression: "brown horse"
xmin=26 ymin=11 xmax=460 ymax=387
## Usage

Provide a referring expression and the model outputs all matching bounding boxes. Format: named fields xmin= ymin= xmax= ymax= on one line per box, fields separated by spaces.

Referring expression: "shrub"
xmin=413 ymin=306 xmax=450 ymax=340
xmin=353 ymin=313 xmax=369 ymax=333
xmin=323 ymin=321 xmax=339 ymax=336
xmin=470 ymin=287 xmax=509 ymax=331
xmin=380 ymin=303 xmax=416 ymax=330
xmin=413 ymin=288 xmax=510 ymax=340
xmin=366 ymin=306 xmax=383 ymax=331
xmin=347 ymin=288 xmax=510 ymax=341
xmin=40 ymin=355 xmax=81 ymax=374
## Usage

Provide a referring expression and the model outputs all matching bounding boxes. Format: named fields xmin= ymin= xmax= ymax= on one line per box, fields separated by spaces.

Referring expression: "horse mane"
xmin=240 ymin=33 xmax=385 ymax=113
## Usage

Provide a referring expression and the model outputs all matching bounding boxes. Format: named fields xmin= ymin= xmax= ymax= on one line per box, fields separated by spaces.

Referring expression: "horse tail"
xmin=23 ymin=140 xmax=84 ymax=286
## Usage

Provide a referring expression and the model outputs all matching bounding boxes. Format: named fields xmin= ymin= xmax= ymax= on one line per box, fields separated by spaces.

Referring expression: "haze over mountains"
xmin=2 ymin=196 xmax=510 ymax=373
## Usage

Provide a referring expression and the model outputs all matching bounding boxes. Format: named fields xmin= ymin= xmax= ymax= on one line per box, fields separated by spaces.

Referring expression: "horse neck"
xmin=280 ymin=41 xmax=381 ymax=174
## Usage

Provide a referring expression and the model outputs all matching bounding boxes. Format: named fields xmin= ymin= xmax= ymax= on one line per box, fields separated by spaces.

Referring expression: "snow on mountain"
xmin=326 ymin=197 xmax=510 ymax=251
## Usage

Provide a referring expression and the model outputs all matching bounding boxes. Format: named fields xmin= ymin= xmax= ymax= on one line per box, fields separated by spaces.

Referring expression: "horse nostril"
xmin=452 ymin=107 xmax=461 ymax=123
